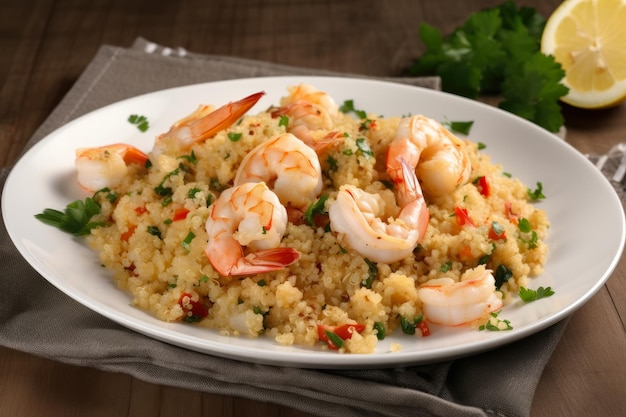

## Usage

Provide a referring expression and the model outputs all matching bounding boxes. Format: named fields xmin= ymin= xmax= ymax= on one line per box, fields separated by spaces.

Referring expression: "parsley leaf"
xmin=519 ymin=286 xmax=555 ymax=302
xmin=35 ymin=197 xmax=105 ymax=236
xmin=408 ymin=1 xmax=568 ymax=132
xmin=339 ymin=99 xmax=368 ymax=119
xmin=443 ymin=119 xmax=474 ymax=135
xmin=128 ymin=114 xmax=150 ymax=132
xmin=304 ymin=194 xmax=329 ymax=226
xmin=527 ymin=181 xmax=545 ymax=200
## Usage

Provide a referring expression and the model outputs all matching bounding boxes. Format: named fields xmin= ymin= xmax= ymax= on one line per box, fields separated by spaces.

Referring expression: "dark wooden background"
xmin=1 ymin=1 xmax=625 ymax=416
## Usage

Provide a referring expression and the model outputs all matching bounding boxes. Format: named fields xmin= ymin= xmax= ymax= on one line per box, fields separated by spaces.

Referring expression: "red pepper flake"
xmin=417 ymin=320 xmax=431 ymax=337
xmin=172 ymin=207 xmax=190 ymax=221
xmin=459 ymin=245 xmax=474 ymax=261
xmin=317 ymin=323 xmax=365 ymax=350
xmin=474 ymin=176 xmax=490 ymax=197
xmin=121 ymin=225 xmax=137 ymax=241
xmin=488 ymin=221 xmax=507 ymax=240
xmin=504 ymin=201 xmax=519 ymax=225
xmin=178 ymin=292 xmax=208 ymax=323
xmin=454 ymin=206 xmax=476 ymax=227
xmin=134 ymin=206 xmax=147 ymax=215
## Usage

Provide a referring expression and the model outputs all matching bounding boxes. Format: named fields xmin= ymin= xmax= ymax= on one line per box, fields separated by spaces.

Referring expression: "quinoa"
xmin=86 ymin=85 xmax=549 ymax=354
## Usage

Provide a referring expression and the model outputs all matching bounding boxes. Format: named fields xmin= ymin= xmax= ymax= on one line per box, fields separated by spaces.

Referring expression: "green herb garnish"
xmin=278 ymin=115 xmax=289 ymax=127
xmin=304 ymin=194 xmax=329 ymax=226
xmin=408 ymin=1 xmax=568 ymax=132
xmin=519 ymin=286 xmax=554 ymax=302
xmin=147 ymin=226 xmax=162 ymax=239
xmin=362 ymin=258 xmax=378 ymax=289
xmin=182 ymin=231 xmax=195 ymax=252
xmin=527 ymin=181 xmax=545 ymax=200
xmin=443 ymin=119 xmax=474 ymax=135
xmin=373 ymin=322 xmax=386 ymax=340
xmin=339 ymin=99 xmax=367 ymax=119
xmin=128 ymin=114 xmax=150 ymax=132
xmin=35 ymin=197 xmax=105 ymax=236
xmin=355 ymin=138 xmax=374 ymax=158
xmin=227 ymin=132 xmax=243 ymax=142
xmin=324 ymin=329 xmax=345 ymax=349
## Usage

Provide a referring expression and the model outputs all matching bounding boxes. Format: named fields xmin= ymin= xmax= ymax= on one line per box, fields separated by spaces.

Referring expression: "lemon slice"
xmin=541 ymin=0 xmax=626 ymax=109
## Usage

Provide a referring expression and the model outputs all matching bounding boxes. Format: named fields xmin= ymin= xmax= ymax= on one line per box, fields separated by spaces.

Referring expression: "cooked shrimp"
xmin=386 ymin=115 xmax=471 ymax=197
xmin=271 ymin=83 xmax=342 ymax=149
xmin=204 ymin=182 xmax=300 ymax=276
xmin=328 ymin=158 xmax=430 ymax=263
xmin=233 ymin=133 xmax=323 ymax=211
xmin=418 ymin=266 xmax=503 ymax=326
xmin=152 ymin=91 xmax=264 ymax=160
xmin=75 ymin=143 xmax=149 ymax=192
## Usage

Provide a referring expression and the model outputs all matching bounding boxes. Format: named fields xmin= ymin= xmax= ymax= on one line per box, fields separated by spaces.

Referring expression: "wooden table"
xmin=1 ymin=1 xmax=625 ymax=416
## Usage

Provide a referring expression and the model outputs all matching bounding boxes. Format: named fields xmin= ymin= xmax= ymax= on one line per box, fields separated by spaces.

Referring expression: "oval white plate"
xmin=3 ymin=76 xmax=624 ymax=368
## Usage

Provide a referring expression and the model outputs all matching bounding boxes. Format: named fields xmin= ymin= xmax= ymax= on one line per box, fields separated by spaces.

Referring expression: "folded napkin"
xmin=0 ymin=38 xmax=567 ymax=417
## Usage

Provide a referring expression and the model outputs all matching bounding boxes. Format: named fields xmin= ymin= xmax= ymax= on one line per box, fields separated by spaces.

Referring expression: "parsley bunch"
xmin=408 ymin=1 xmax=569 ymax=132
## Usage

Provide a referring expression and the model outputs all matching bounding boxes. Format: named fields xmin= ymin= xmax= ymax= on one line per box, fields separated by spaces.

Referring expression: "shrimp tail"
xmin=206 ymin=242 xmax=300 ymax=277
xmin=189 ymin=91 xmax=265 ymax=141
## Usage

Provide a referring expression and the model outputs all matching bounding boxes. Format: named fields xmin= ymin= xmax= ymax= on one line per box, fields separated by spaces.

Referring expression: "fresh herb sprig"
xmin=408 ymin=1 xmax=568 ymax=132
xmin=128 ymin=114 xmax=150 ymax=132
xmin=35 ymin=197 xmax=105 ymax=236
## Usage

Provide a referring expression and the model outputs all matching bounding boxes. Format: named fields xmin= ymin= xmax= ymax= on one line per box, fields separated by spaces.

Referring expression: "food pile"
xmin=38 ymin=83 xmax=550 ymax=353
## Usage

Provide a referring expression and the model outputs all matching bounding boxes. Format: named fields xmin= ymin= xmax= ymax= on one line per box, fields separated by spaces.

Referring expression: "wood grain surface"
xmin=1 ymin=1 xmax=625 ymax=416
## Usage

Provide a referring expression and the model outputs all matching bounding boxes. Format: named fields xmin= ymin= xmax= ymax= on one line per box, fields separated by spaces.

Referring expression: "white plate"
xmin=3 ymin=76 xmax=624 ymax=369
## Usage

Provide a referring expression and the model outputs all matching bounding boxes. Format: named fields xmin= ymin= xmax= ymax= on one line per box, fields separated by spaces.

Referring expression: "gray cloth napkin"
xmin=0 ymin=38 xmax=567 ymax=417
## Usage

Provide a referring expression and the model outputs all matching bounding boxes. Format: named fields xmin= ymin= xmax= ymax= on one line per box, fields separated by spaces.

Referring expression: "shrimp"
xmin=328 ymin=158 xmax=430 ymax=263
xmin=233 ymin=133 xmax=323 ymax=211
xmin=386 ymin=115 xmax=471 ymax=197
xmin=75 ymin=143 xmax=149 ymax=192
xmin=151 ymin=91 xmax=264 ymax=161
xmin=204 ymin=181 xmax=300 ymax=277
xmin=417 ymin=266 xmax=503 ymax=326
xmin=271 ymin=83 xmax=343 ymax=151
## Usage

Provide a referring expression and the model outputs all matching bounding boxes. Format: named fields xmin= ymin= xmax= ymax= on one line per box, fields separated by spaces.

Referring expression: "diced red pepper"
xmin=173 ymin=207 xmax=190 ymax=221
xmin=121 ymin=224 xmax=137 ymax=242
xmin=134 ymin=206 xmax=147 ymax=215
xmin=454 ymin=206 xmax=476 ymax=227
xmin=475 ymin=176 xmax=490 ymax=197
xmin=417 ymin=320 xmax=431 ymax=337
xmin=488 ymin=223 xmax=507 ymax=240
xmin=459 ymin=245 xmax=474 ymax=260
xmin=317 ymin=323 xmax=365 ymax=350
xmin=504 ymin=201 xmax=519 ymax=225
xmin=178 ymin=292 xmax=208 ymax=322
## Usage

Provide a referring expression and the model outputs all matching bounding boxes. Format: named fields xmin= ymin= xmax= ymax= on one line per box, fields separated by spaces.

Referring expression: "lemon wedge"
xmin=541 ymin=0 xmax=626 ymax=109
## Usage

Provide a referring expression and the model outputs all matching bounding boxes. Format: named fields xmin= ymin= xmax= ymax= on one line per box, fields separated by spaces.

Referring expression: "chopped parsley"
xmin=479 ymin=312 xmax=513 ymax=331
xmin=182 ymin=231 xmax=195 ymax=252
xmin=178 ymin=150 xmax=197 ymax=165
xmin=362 ymin=258 xmax=378 ymax=289
xmin=227 ymin=132 xmax=243 ymax=142
xmin=355 ymin=138 xmax=374 ymax=158
xmin=278 ymin=115 xmax=289 ymax=127
xmin=339 ymin=99 xmax=367 ymax=119
xmin=527 ymin=181 xmax=545 ymax=200
xmin=517 ymin=218 xmax=538 ymax=249
xmin=443 ymin=119 xmax=474 ymax=135
xmin=324 ymin=329 xmax=345 ymax=349
xmin=519 ymin=286 xmax=554 ymax=302
xmin=373 ymin=322 xmax=386 ymax=340
xmin=304 ymin=195 xmax=329 ymax=226
xmin=147 ymin=226 xmax=162 ymax=239
xmin=128 ymin=114 xmax=150 ymax=132
xmin=494 ymin=264 xmax=513 ymax=289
